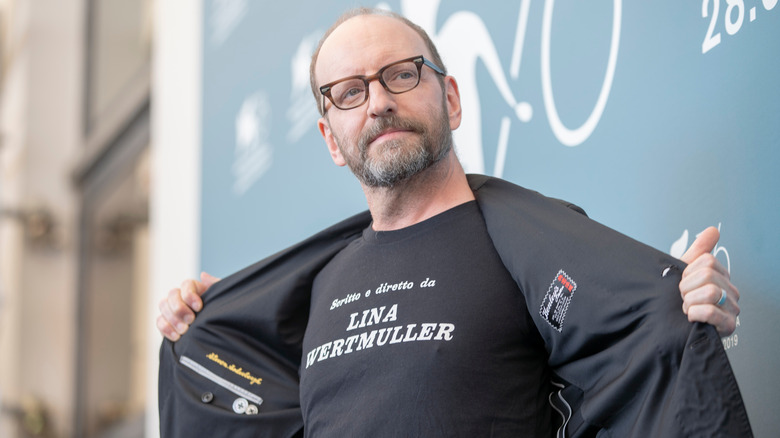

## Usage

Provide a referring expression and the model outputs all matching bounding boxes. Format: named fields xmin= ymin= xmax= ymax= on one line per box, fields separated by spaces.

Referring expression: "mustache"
xmin=358 ymin=116 xmax=426 ymax=153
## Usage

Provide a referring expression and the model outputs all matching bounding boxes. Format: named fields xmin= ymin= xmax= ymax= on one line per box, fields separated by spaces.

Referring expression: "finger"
xmin=680 ymin=275 xmax=740 ymax=336
xmin=167 ymin=287 xmax=196 ymax=327
xmin=156 ymin=314 xmax=181 ymax=342
xmin=687 ymin=304 xmax=737 ymax=336
xmin=681 ymin=280 xmax=740 ymax=336
xmin=679 ymin=259 xmax=731 ymax=300
xmin=681 ymin=283 xmax=732 ymax=314
xmin=180 ymin=279 xmax=204 ymax=312
xmin=680 ymin=226 xmax=719 ymax=265
xmin=200 ymin=271 xmax=221 ymax=289
xmin=159 ymin=294 xmax=189 ymax=335
xmin=682 ymin=253 xmax=730 ymax=283
xmin=158 ymin=296 xmax=189 ymax=336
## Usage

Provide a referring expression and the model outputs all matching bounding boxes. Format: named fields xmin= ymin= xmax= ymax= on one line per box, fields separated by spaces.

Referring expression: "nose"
xmin=366 ymin=79 xmax=397 ymax=117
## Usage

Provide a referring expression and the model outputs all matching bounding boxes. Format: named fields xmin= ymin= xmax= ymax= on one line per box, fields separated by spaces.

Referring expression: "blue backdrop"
xmin=199 ymin=1 xmax=779 ymax=435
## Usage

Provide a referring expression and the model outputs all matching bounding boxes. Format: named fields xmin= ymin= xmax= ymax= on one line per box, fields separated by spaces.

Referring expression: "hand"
xmin=156 ymin=272 xmax=221 ymax=341
xmin=679 ymin=227 xmax=740 ymax=336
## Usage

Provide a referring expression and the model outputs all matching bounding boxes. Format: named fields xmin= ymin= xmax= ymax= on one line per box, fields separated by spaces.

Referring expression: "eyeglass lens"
xmin=329 ymin=60 xmax=421 ymax=110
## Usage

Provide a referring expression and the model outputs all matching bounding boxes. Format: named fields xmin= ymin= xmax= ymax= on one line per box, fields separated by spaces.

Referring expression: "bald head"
xmin=309 ymin=8 xmax=447 ymax=115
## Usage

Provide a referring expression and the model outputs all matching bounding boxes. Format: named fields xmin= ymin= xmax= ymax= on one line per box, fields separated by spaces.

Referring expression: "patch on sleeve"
xmin=540 ymin=270 xmax=577 ymax=332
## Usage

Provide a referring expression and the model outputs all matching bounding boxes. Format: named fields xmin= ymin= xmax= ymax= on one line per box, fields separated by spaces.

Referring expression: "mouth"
xmin=369 ymin=128 xmax=411 ymax=145
xmin=359 ymin=116 xmax=423 ymax=153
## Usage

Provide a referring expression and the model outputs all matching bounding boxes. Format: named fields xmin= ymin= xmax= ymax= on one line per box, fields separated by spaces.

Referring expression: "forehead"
xmin=316 ymin=15 xmax=429 ymax=84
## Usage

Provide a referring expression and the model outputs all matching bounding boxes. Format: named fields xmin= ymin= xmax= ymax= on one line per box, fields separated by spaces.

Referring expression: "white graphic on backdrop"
xmin=670 ymin=229 xmax=690 ymax=259
xmin=702 ymin=0 xmax=778 ymax=54
xmin=287 ymin=32 xmax=322 ymax=144
xmin=402 ymin=0 xmax=621 ymax=174
xmin=404 ymin=0 xmax=526 ymax=174
xmin=285 ymin=1 xmax=621 ymax=176
xmin=541 ymin=0 xmax=621 ymax=147
xmin=233 ymin=91 xmax=273 ymax=195
xmin=209 ymin=0 xmax=248 ymax=47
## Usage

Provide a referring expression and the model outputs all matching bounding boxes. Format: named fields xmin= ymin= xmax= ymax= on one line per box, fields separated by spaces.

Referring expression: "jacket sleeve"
xmin=469 ymin=174 xmax=752 ymax=438
xmin=158 ymin=210 xmax=371 ymax=438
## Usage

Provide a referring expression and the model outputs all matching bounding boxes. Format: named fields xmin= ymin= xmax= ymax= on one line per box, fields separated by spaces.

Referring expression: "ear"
xmin=444 ymin=76 xmax=462 ymax=130
xmin=317 ymin=116 xmax=347 ymax=167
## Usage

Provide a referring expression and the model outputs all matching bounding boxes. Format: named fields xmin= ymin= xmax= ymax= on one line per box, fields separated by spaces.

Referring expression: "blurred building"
xmin=0 ymin=0 xmax=163 ymax=436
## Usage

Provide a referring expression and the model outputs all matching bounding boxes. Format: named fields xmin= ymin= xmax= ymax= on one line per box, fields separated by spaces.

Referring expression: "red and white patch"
xmin=540 ymin=270 xmax=577 ymax=332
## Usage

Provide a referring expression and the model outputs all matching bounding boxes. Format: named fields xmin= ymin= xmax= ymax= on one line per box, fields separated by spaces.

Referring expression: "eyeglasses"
xmin=319 ymin=55 xmax=445 ymax=114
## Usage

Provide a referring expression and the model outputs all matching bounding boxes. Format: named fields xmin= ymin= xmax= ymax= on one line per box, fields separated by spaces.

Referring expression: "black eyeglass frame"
xmin=319 ymin=55 xmax=446 ymax=114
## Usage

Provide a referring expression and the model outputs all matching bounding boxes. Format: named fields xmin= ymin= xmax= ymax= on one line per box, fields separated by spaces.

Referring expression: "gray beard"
xmin=345 ymin=112 xmax=452 ymax=188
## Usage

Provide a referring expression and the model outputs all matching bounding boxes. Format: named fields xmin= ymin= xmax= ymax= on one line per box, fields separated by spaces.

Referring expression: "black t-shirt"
xmin=300 ymin=201 xmax=553 ymax=437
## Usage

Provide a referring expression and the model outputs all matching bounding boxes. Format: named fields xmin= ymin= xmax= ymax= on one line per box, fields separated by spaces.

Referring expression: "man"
xmin=158 ymin=8 xmax=749 ymax=437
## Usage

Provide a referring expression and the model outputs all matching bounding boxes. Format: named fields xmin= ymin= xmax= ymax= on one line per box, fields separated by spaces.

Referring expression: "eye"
xmin=333 ymin=81 xmax=366 ymax=106
xmin=393 ymin=70 xmax=415 ymax=80
xmin=342 ymin=87 xmax=363 ymax=99
xmin=398 ymin=71 xmax=416 ymax=81
xmin=384 ymin=64 xmax=419 ymax=85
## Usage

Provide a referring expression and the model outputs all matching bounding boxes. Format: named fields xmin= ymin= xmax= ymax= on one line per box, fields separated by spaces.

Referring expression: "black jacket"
xmin=159 ymin=175 xmax=751 ymax=437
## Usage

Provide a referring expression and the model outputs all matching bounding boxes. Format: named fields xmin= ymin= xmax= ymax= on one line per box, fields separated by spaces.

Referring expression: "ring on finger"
xmin=716 ymin=288 xmax=727 ymax=306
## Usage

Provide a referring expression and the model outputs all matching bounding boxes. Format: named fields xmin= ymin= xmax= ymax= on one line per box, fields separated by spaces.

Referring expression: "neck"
xmin=361 ymin=151 xmax=475 ymax=231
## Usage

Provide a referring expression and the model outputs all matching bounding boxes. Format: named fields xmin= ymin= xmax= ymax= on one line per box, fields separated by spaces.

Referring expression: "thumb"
xmin=680 ymin=226 xmax=719 ymax=264
xmin=199 ymin=271 xmax=221 ymax=291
